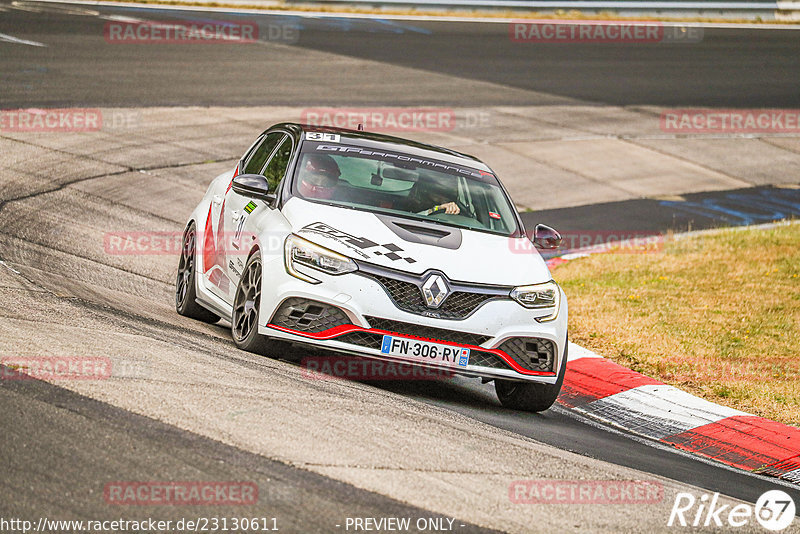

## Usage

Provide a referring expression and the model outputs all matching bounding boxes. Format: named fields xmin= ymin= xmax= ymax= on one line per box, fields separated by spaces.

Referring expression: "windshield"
xmin=292 ymin=141 xmax=521 ymax=237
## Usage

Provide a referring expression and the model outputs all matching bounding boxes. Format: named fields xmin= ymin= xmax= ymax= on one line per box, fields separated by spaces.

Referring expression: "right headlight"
xmin=510 ymin=280 xmax=560 ymax=322
xmin=284 ymin=234 xmax=357 ymax=284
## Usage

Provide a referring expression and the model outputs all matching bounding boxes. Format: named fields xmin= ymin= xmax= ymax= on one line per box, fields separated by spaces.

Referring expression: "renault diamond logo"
xmin=421 ymin=274 xmax=450 ymax=308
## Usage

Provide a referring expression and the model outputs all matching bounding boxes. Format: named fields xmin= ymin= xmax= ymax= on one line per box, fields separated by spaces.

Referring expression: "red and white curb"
xmin=557 ymin=342 xmax=800 ymax=485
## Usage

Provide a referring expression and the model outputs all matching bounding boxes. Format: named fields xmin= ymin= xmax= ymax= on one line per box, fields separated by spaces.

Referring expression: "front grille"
xmin=468 ymin=350 xmax=512 ymax=370
xmin=368 ymin=274 xmax=500 ymax=320
xmin=270 ymin=298 xmax=350 ymax=333
xmin=365 ymin=316 xmax=491 ymax=347
xmin=499 ymin=338 xmax=555 ymax=372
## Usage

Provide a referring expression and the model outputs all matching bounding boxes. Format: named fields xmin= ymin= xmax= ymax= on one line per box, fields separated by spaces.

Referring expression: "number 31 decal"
xmin=305 ymin=132 xmax=340 ymax=143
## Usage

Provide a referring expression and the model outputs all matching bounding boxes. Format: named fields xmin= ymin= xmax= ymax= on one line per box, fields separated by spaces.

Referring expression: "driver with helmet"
xmin=298 ymin=155 xmax=461 ymax=216
xmin=297 ymin=154 xmax=341 ymax=200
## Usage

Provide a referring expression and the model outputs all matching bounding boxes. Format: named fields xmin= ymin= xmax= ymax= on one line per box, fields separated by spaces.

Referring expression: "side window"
xmin=239 ymin=134 xmax=264 ymax=168
xmin=262 ymin=137 xmax=293 ymax=191
xmin=243 ymin=132 xmax=282 ymax=175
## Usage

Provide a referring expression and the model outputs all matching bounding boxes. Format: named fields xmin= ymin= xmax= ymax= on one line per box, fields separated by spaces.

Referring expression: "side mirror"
xmin=532 ymin=224 xmax=562 ymax=249
xmin=232 ymin=174 xmax=276 ymax=203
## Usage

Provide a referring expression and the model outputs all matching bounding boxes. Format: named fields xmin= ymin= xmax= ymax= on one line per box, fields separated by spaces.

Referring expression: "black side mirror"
xmin=532 ymin=224 xmax=562 ymax=249
xmin=232 ymin=174 xmax=276 ymax=203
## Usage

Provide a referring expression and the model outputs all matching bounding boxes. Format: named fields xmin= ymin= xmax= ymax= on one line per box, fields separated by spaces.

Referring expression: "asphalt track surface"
xmin=0 ymin=2 xmax=798 ymax=108
xmin=2 ymin=2 xmax=800 ymax=532
xmin=0 ymin=368 xmax=497 ymax=533
xmin=379 ymin=377 xmax=800 ymax=506
xmin=522 ymin=184 xmax=800 ymax=235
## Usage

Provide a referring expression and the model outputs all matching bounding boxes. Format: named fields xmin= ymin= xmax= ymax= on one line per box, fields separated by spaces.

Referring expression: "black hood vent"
xmin=376 ymin=214 xmax=462 ymax=249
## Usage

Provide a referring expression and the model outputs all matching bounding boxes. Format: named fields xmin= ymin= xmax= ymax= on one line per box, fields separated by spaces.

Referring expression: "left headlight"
xmin=284 ymin=234 xmax=357 ymax=284
xmin=510 ymin=280 xmax=561 ymax=322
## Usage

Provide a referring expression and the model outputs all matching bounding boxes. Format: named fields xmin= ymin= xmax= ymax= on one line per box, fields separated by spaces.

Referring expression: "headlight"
xmin=510 ymin=280 xmax=560 ymax=322
xmin=284 ymin=234 xmax=357 ymax=284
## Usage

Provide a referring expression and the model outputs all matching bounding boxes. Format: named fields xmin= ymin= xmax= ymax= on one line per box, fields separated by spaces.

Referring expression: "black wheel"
xmin=231 ymin=253 xmax=275 ymax=355
xmin=494 ymin=340 xmax=568 ymax=412
xmin=176 ymin=223 xmax=219 ymax=323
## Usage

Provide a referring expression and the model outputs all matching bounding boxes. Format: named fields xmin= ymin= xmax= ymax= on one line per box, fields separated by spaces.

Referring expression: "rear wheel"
xmin=494 ymin=340 xmax=568 ymax=412
xmin=176 ymin=223 xmax=219 ymax=323
xmin=231 ymin=253 xmax=276 ymax=355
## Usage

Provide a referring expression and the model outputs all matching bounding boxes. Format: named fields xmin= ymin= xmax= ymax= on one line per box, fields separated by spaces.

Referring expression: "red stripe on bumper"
xmin=266 ymin=323 xmax=557 ymax=377
xmin=267 ymin=323 xmax=364 ymax=340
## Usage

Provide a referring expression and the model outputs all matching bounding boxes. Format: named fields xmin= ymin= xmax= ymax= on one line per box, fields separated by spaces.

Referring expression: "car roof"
xmin=268 ymin=122 xmax=492 ymax=174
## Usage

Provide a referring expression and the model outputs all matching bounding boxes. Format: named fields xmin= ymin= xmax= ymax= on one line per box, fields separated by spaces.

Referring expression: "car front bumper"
xmin=257 ymin=255 xmax=568 ymax=384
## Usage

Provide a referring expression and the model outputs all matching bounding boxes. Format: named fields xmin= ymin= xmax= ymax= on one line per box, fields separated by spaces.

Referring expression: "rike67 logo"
xmin=668 ymin=489 xmax=796 ymax=531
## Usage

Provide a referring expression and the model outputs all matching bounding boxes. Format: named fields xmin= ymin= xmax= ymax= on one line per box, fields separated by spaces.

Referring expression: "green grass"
xmin=553 ymin=222 xmax=800 ymax=427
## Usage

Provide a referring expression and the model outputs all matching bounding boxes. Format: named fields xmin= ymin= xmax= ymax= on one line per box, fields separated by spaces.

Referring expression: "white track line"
xmin=0 ymin=32 xmax=47 ymax=46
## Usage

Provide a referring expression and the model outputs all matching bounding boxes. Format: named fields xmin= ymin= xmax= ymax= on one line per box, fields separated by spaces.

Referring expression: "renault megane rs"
xmin=176 ymin=123 xmax=568 ymax=412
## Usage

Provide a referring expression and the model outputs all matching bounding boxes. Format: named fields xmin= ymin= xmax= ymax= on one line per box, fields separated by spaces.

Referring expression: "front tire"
xmin=231 ymin=253 xmax=275 ymax=355
xmin=176 ymin=223 xmax=219 ymax=323
xmin=494 ymin=340 xmax=568 ymax=412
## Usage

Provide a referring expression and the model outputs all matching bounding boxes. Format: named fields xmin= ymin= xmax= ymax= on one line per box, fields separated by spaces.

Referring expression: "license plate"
xmin=380 ymin=335 xmax=470 ymax=368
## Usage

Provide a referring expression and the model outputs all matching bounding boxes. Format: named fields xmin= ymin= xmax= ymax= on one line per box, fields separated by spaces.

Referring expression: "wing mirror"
xmin=532 ymin=224 xmax=562 ymax=249
xmin=232 ymin=174 xmax=276 ymax=203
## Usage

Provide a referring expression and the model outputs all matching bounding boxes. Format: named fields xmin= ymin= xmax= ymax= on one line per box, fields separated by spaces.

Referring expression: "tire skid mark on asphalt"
xmin=0 ymin=232 xmax=170 ymax=287
xmin=0 ymin=277 xmax=294 ymax=384
xmin=0 ymin=257 xmax=378 ymax=404
xmin=1 ymin=131 xmax=237 ymax=175
xmin=0 ymin=152 xmax=236 ymax=213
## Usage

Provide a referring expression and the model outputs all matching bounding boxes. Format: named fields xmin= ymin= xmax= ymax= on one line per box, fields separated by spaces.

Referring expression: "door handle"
xmin=212 ymin=195 xmax=223 ymax=206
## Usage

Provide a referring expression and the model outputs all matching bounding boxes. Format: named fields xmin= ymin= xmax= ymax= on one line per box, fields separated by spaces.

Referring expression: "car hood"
xmin=281 ymin=198 xmax=551 ymax=286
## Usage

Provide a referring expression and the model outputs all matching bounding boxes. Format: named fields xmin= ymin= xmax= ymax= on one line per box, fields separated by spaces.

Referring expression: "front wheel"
xmin=231 ymin=253 xmax=276 ymax=355
xmin=494 ymin=340 xmax=568 ymax=412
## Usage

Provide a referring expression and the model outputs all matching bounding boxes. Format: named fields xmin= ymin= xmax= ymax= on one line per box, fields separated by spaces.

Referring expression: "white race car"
xmin=176 ymin=123 xmax=568 ymax=412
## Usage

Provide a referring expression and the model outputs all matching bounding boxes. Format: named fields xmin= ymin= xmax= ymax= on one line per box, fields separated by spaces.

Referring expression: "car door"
xmin=203 ymin=132 xmax=283 ymax=301
xmin=210 ymin=132 xmax=271 ymax=248
xmin=222 ymin=132 xmax=295 ymax=302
